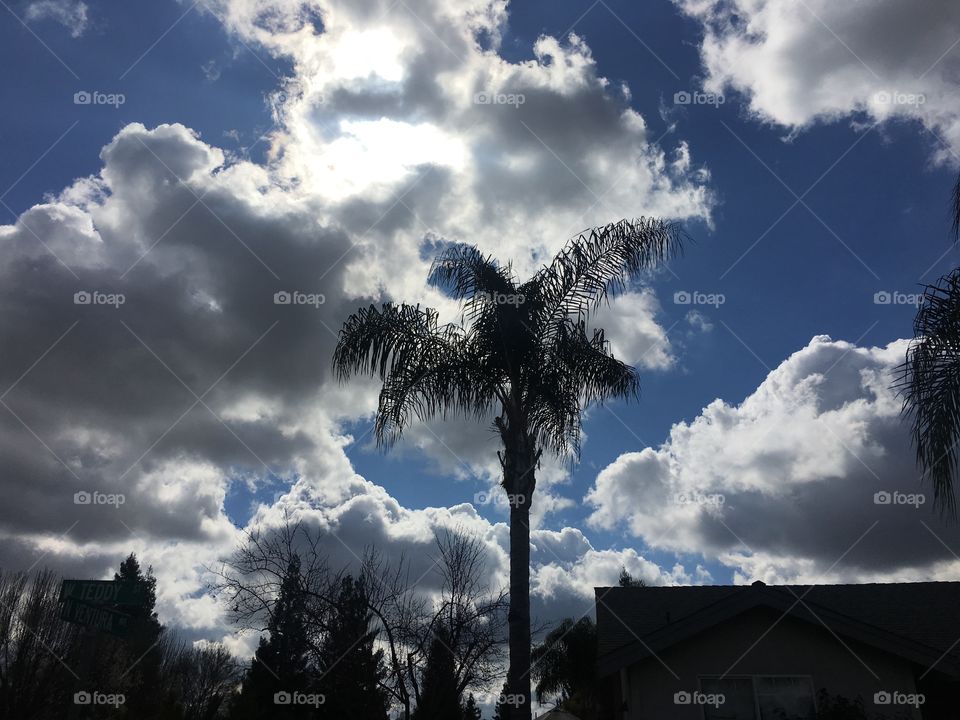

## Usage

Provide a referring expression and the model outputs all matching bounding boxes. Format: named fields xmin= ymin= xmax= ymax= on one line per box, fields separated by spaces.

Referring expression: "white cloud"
xmin=0 ymin=0 xmax=716 ymax=639
xmin=592 ymin=290 xmax=675 ymax=370
xmin=25 ymin=0 xmax=88 ymax=38
xmin=674 ymin=0 xmax=960 ymax=161
xmin=204 ymin=0 xmax=713 ymax=295
xmin=587 ymin=334 xmax=960 ymax=583
xmin=685 ymin=308 xmax=713 ymax=332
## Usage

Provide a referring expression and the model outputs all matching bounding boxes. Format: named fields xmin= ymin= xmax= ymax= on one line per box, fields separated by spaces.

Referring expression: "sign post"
xmin=59 ymin=578 xmax=148 ymax=720
xmin=58 ymin=597 xmax=132 ymax=638
xmin=59 ymin=580 xmax=147 ymax=607
xmin=57 ymin=579 xmax=147 ymax=638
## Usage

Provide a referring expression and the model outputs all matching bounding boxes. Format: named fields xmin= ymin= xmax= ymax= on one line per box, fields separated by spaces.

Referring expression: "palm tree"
xmin=332 ymin=217 xmax=685 ymax=720
xmin=900 ymin=173 xmax=960 ymax=515
xmin=531 ymin=616 xmax=598 ymax=718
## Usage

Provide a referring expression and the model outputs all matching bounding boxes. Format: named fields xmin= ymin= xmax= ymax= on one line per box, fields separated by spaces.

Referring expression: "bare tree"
xmin=214 ymin=521 xmax=508 ymax=719
xmin=360 ymin=530 xmax=507 ymax=717
xmin=430 ymin=530 xmax=507 ymax=698
xmin=156 ymin=636 xmax=240 ymax=720
xmin=0 ymin=569 xmax=80 ymax=720
xmin=359 ymin=546 xmax=426 ymax=718
xmin=212 ymin=517 xmax=342 ymax=661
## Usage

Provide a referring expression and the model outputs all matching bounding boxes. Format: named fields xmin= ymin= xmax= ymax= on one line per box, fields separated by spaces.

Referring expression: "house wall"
xmin=618 ymin=607 xmax=923 ymax=720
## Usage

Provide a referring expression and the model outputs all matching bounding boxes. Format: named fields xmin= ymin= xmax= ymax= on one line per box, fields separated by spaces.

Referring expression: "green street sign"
xmin=59 ymin=597 xmax=131 ymax=637
xmin=59 ymin=579 xmax=147 ymax=607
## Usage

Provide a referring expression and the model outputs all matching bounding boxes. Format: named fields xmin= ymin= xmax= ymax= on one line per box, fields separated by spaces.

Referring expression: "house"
xmin=594 ymin=581 xmax=960 ymax=719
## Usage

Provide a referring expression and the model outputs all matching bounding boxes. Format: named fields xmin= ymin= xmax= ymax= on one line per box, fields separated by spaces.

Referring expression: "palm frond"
xmin=556 ymin=319 xmax=640 ymax=404
xmin=899 ymin=269 xmax=960 ymax=516
xmin=526 ymin=365 xmax=582 ymax=457
xmin=526 ymin=319 xmax=638 ymax=455
xmin=532 ymin=217 xmax=685 ymax=334
xmin=334 ymin=303 xmax=501 ymax=446
xmin=428 ymin=244 xmax=516 ymax=301
xmin=375 ymin=349 xmax=495 ymax=446
xmin=332 ymin=303 xmax=461 ymax=382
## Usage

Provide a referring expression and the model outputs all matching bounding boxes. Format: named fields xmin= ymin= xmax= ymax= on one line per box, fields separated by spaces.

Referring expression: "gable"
xmin=596 ymin=582 xmax=960 ymax=679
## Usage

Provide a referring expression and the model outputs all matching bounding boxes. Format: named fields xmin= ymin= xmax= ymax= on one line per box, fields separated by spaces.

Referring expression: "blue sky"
xmin=2 ymin=0 xmax=960 ymax=649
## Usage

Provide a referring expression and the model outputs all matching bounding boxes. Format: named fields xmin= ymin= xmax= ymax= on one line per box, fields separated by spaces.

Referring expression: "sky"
xmin=2 ymin=0 xmax=960 ymax=661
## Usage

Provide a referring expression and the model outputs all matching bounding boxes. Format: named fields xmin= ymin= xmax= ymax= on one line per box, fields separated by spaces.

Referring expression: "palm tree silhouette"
xmin=900 ymin=174 xmax=960 ymax=515
xmin=333 ymin=217 xmax=685 ymax=719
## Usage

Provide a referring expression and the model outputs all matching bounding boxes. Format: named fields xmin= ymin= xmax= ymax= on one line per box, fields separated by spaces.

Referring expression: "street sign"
xmin=59 ymin=597 xmax=131 ymax=638
xmin=59 ymin=580 xmax=147 ymax=607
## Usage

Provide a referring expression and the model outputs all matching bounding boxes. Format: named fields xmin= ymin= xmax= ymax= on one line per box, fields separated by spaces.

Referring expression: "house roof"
xmin=595 ymin=581 xmax=960 ymax=679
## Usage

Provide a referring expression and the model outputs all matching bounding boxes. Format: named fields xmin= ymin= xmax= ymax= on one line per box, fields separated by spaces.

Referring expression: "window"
xmin=699 ymin=676 xmax=816 ymax=720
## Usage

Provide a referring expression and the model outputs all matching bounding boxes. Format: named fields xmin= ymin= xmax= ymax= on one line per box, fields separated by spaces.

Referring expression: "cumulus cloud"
xmin=587 ymin=334 xmax=960 ymax=584
xmin=24 ymin=0 xmax=88 ymax=38
xmin=202 ymin=0 xmax=713 ymax=293
xmin=0 ymin=0 xmax=715 ymax=640
xmin=674 ymin=0 xmax=960 ymax=161
xmin=591 ymin=290 xmax=675 ymax=370
xmin=530 ymin=526 xmax=712 ymax=620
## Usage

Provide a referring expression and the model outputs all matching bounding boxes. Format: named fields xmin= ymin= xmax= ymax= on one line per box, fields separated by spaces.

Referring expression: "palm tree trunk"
xmin=501 ymin=428 xmax=538 ymax=720
xmin=507 ymin=495 xmax=532 ymax=720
